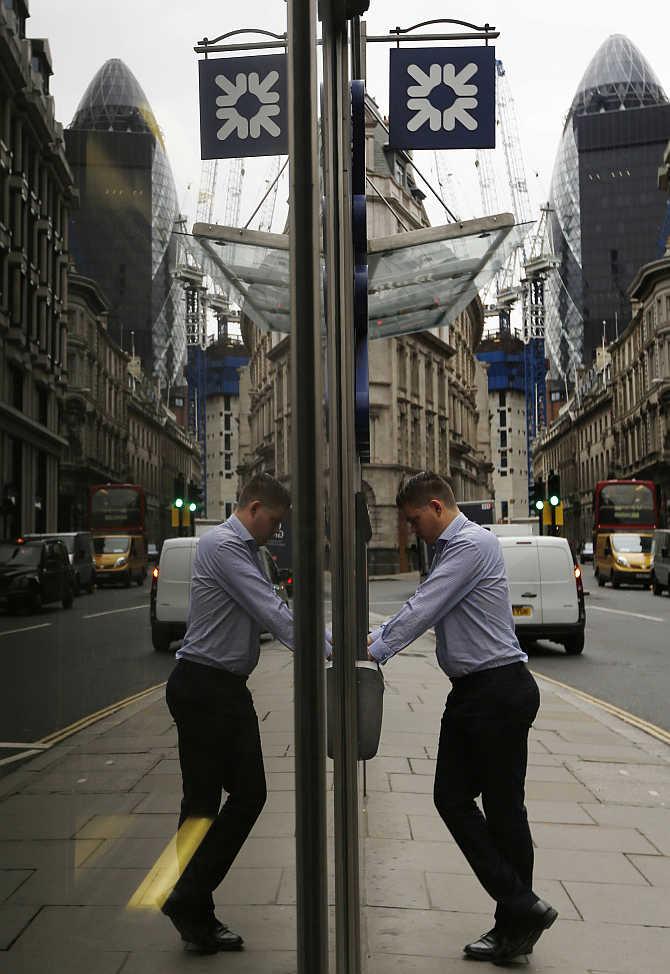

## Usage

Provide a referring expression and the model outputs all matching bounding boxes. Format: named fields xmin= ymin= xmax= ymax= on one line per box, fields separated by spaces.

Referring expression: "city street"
xmin=3 ymin=565 xmax=668 ymax=771
xmin=370 ymin=572 xmax=670 ymax=732
xmin=0 ymin=582 xmax=173 ymax=753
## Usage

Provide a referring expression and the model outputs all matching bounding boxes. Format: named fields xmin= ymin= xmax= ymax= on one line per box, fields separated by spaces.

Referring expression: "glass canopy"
xmin=193 ymin=214 xmax=530 ymax=339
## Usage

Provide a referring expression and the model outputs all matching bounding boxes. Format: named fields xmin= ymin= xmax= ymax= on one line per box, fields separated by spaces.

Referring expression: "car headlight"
xmin=616 ymin=555 xmax=629 ymax=567
xmin=115 ymin=557 xmax=128 ymax=567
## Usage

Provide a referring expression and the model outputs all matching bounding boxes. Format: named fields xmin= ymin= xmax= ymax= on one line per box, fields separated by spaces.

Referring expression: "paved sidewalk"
xmin=1 ymin=629 xmax=670 ymax=973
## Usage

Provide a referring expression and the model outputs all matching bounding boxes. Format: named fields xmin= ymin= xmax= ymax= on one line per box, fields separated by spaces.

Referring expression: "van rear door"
xmin=500 ymin=539 xmax=543 ymax=627
xmin=157 ymin=543 xmax=196 ymax=623
xmin=538 ymin=541 xmax=579 ymax=624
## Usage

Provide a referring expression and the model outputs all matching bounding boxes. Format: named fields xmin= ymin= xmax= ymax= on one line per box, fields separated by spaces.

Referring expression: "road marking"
xmin=38 ymin=681 xmax=166 ymax=747
xmin=82 ymin=604 xmax=149 ymax=620
xmin=587 ymin=605 xmax=664 ymax=623
xmin=0 ymin=623 xmax=52 ymax=638
xmin=0 ymin=741 xmax=49 ymax=750
xmin=532 ymin=671 xmax=670 ymax=746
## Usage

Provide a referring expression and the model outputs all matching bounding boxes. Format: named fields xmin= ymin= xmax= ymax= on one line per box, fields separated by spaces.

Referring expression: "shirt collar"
xmin=435 ymin=512 xmax=467 ymax=548
xmin=228 ymin=513 xmax=258 ymax=548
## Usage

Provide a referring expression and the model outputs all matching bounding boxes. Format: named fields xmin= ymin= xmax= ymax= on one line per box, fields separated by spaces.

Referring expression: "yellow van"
xmin=595 ymin=532 xmax=653 ymax=589
xmin=93 ymin=534 xmax=147 ymax=587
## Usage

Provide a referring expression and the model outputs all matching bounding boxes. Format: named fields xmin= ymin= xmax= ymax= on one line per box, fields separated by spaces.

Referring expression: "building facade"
xmin=238 ymin=98 xmax=493 ymax=573
xmin=204 ymin=337 xmax=249 ymax=521
xmin=60 ymin=273 xmax=129 ymax=529
xmin=611 ymin=256 xmax=670 ymax=522
xmin=65 ymin=59 xmax=185 ymax=387
xmin=477 ymin=331 xmax=530 ymax=522
xmin=0 ymin=3 xmax=73 ymax=539
xmin=547 ymin=34 xmax=670 ymax=380
xmin=533 ymin=349 xmax=614 ymax=549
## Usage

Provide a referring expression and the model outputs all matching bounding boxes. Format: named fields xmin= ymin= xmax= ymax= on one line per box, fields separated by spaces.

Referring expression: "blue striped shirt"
xmin=368 ymin=513 xmax=526 ymax=679
xmin=177 ymin=515 xmax=322 ymax=676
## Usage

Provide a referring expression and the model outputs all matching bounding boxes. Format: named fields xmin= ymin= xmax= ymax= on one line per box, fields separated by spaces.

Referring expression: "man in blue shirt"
xmin=162 ymin=473 xmax=330 ymax=953
xmin=368 ymin=472 xmax=557 ymax=964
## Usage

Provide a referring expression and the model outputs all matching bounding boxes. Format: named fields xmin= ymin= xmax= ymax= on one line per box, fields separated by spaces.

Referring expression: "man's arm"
xmin=216 ymin=540 xmax=330 ymax=656
xmin=368 ymin=537 xmax=483 ymax=664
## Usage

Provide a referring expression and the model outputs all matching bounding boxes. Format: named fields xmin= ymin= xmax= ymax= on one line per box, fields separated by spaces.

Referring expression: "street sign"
xmin=388 ymin=46 xmax=495 ymax=150
xmin=199 ymin=54 xmax=288 ymax=159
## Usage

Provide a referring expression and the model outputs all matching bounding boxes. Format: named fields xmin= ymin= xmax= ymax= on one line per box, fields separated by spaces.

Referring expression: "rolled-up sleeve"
xmin=368 ymin=538 xmax=483 ymax=664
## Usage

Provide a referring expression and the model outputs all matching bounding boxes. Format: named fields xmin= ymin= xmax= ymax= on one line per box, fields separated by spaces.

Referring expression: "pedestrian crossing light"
xmin=548 ymin=471 xmax=561 ymax=508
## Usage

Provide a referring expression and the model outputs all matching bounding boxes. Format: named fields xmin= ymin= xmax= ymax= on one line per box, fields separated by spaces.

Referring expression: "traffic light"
xmin=548 ymin=471 xmax=561 ymax=508
xmin=188 ymin=501 xmax=197 ymax=513
xmin=532 ymin=478 xmax=545 ymax=512
xmin=174 ymin=497 xmax=184 ymax=509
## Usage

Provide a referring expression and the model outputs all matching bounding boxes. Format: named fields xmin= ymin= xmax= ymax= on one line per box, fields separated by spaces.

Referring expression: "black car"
xmin=0 ymin=539 xmax=75 ymax=614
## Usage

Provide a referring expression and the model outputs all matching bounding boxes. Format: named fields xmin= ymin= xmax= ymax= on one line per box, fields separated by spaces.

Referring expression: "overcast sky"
xmin=28 ymin=0 xmax=669 ymax=228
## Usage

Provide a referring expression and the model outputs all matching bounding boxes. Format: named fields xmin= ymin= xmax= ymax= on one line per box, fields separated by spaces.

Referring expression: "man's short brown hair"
xmin=396 ymin=471 xmax=457 ymax=509
xmin=238 ymin=473 xmax=291 ymax=510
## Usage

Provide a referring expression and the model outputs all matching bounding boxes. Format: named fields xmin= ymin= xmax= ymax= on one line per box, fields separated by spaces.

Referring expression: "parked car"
xmin=498 ymin=535 xmax=586 ymax=655
xmin=0 ymin=539 xmax=75 ymax=614
xmin=24 ymin=532 xmax=96 ymax=594
xmin=580 ymin=540 xmax=594 ymax=564
xmin=150 ymin=537 xmax=288 ymax=652
xmin=93 ymin=534 xmax=147 ymax=587
xmin=595 ymin=532 xmax=653 ymax=588
xmin=651 ymin=528 xmax=670 ymax=596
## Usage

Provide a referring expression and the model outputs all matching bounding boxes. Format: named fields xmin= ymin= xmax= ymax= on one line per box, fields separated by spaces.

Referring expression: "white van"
xmin=150 ymin=535 xmax=289 ymax=652
xmin=498 ymin=536 xmax=586 ymax=655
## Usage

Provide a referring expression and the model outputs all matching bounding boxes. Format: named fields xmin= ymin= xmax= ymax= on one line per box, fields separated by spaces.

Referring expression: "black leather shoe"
xmin=207 ymin=918 xmax=244 ymax=951
xmin=161 ymin=897 xmax=221 ymax=954
xmin=464 ymin=927 xmax=532 ymax=961
xmin=493 ymin=899 xmax=558 ymax=965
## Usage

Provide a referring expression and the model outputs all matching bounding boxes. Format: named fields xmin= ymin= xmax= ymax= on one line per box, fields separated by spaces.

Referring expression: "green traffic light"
xmin=189 ymin=502 xmax=197 ymax=512
xmin=534 ymin=499 xmax=545 ymax=511
xmin=174 ymin=498 xmax=184 ymax=509
xmin=549 ymin=494 xmax=560 ymax=507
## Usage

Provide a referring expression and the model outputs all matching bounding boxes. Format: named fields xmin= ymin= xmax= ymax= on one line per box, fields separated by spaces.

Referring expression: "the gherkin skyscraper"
xmin=546 ymin=35 xmax=669 ymax=380
xmin=65 ymin=59 xmax=185 ymax=387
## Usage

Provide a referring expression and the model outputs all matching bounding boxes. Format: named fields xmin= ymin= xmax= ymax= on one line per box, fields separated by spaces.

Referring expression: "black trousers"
xmin=433 ymin=661 xmax=540 ymax=926
xmin=165 ymin=658 xmax=267 ymax=917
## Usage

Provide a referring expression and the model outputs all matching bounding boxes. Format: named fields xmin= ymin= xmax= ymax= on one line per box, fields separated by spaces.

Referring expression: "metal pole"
xmin=321 ymin=6 xmax=362 ymax=972
xmin=287 ymin=3 xmax=329 ymax=972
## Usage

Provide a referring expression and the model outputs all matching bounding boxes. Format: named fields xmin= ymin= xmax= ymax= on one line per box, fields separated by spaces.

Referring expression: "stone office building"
xmin=0 ymin=3 xmax=73 ymax=539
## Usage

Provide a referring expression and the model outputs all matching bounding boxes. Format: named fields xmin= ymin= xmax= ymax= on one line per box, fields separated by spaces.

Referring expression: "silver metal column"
xmin=287 ymin=3 xmax=329 ymax=972
xmin=321 ymin=6 xmax=362 ymax=973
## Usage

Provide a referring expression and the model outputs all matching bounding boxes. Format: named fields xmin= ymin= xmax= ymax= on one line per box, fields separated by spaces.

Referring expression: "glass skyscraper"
xmin=547 ymin=35 xmax=670 ymax=381
xmin=66 ymin=59 xmax=185 ymax=387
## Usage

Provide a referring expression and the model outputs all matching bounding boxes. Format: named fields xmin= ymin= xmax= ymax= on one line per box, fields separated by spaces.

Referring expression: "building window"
xmin=498 ymin=410 xmax=506 ymax=428
xmin=224 ymin=434 xmax=231 ymax=451
xmin=499 ymin=430 xmax=507 ymax=449
xmin=224 ymin=414 xmax=231 ymax=431
xmin=501 ymin=500 xmax=509 ymax=520
xmin=500 ymin=451 xmax=508 ymax=469
xmin=9 ymin=365 xmax=23 ymax=411
xmin=498 ymin=390 xmax=506 ymax=408
xmin=224 ymin=395 xmax=231 ymax=411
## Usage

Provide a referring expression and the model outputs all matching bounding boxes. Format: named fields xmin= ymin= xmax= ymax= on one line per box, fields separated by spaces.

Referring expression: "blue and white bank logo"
xmin=199 ymin=54 xmax=288 ymax=160
xmin=389 ymin=47 xmax=495 ymax=150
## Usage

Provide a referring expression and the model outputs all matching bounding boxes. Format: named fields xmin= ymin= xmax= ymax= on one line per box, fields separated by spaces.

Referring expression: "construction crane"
xmin=495 ymin=59 xmax=533 ymax=231
xmin=254 ymin=156 xmax=284 ymax=233
xmin=474 ymin=149 xmax=500 ymax=217
xmin=196 ymin=160 xmax=218 ymax=225
xmin=433 ymin=153 xmax=463 ymax=221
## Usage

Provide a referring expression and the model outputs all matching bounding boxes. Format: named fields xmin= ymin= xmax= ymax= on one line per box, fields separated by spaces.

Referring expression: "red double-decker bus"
xmin=593 ymin=479 xmax=657 ymax=534
xmin=88 ymin=484 xmax=146 ymax=535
